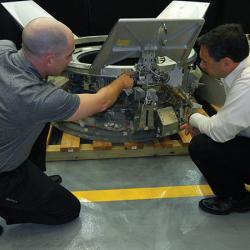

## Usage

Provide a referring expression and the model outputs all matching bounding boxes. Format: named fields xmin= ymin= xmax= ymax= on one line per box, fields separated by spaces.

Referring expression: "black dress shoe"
xmin=0 ymin=225 xmax=3 ymax=235
xmin=49 ymin=175 xmax=62 ymax=184
xmin=199 ymin=193 xmax=250 ymax=215
xmin=199 ymin=197 xmax=233 ymax=215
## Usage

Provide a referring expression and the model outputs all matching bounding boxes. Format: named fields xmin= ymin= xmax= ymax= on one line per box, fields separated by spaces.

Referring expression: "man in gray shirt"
xmin=0 ymin=17 xmax=134 ymax=228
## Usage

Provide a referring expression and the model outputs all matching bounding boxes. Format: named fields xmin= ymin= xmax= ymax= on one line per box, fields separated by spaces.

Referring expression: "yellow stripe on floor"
xmin=73 ymin=184 xmax=214 ymax=202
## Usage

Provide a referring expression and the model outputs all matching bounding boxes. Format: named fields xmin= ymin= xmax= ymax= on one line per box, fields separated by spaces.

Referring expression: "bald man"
xmin=0 ymin=17 xmax=134 ymax=228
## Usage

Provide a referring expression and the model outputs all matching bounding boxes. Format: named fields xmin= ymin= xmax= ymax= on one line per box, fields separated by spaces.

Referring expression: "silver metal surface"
xmin=69 ymin=36 xmax=197 ymax=77
xmin=90 ymin=18 xmax=204 ymax=75
xmin=157 ymin=106 xmax=179 ymax=136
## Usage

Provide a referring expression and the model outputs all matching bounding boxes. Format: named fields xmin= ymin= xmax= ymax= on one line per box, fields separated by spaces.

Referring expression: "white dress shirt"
xmin=189 ymin=55 xmax=250 ymax=142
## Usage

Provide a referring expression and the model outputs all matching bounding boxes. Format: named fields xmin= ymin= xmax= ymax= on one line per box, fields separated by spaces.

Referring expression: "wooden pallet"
xmin=46 ymin=127 xmax=191 ymax=161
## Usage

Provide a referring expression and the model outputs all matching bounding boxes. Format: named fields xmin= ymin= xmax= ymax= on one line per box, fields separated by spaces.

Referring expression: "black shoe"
xmin=0 ymin=225 xmax=3 ymax=235
xmin=199 ymin=197 xmax=233 ymax=215
xmin=49 ymin=175 xmax=62 ymax=184
xmin=199 ymin=193 xmax=250 ymax=215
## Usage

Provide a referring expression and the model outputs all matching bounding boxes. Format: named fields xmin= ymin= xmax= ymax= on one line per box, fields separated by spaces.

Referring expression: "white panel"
xmin=1 ymin=0 xmax=53 ymax=28
xmin=1 ymin=0 xmax=77 ymax=37
xmin=157 ymin=1 xmax=210 ymax=19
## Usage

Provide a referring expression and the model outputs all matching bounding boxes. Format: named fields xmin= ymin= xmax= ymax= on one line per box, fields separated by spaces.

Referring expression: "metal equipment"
xmin=2 ymin=0 xmax=210 ymax=142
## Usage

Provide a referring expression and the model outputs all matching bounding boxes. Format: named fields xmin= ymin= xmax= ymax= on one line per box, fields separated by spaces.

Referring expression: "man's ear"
xmin=221 ymin=57 xmax=239 ymax=75
xmin=222 ymin=57 xmax=234 ymax=68
xmin=44 ymin=53 xmax=55 ymax=67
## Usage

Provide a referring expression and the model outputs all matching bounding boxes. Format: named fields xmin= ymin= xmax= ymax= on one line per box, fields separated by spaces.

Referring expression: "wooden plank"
xmin=46 ymin=142 xmax=188 ymax=161
xmin=124 ymin=142 xmax=144 ymax=150
xmin=60 ymin=132 xmax=80 ymax=152
xmin=153 ymin=138 xmax=183 ymax=148
xmin=46 ymin=124 xmax=53 ymax=147
xmin=153 ymin=139 xmax=162 ymax=148
xmin=93 ymin=140 xmax=112 ymax=150
xmin=160 ymin=137 xmax=176 ymax=147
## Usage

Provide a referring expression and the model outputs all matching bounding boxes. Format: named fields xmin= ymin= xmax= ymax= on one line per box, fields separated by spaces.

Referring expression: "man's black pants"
xmin=189 ymin=134 xmax=250 ymax=199
xmin=0 ymin=124 xmax=80 ymax=225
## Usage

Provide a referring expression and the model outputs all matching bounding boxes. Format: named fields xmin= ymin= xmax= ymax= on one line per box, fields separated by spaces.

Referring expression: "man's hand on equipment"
xmin=180 ymin=123 xmax=200 ymax=137
xmin=118 ymin=72 xmax=134 ymax=89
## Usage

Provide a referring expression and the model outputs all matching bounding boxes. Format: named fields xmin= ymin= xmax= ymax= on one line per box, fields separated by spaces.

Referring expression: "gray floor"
xmin=1 ymin=156 xmax=250 ymax=250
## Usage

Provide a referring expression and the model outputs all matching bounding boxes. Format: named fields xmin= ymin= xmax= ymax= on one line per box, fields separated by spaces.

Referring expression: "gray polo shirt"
xmin=0 ymin=40 xmax=80 ymax=172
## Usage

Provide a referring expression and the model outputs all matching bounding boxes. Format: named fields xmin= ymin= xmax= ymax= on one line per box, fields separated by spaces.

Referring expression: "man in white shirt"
xmin=183 ymin=24 xmax=250 ymax=215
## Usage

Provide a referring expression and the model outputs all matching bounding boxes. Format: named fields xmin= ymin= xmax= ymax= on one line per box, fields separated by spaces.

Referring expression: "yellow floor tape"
xmin=73 ymin=184 xmax=214 ymax=202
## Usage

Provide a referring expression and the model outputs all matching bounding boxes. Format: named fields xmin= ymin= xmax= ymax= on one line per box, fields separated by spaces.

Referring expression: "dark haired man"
xmin=182 ymin=24 xmax=250 ymax=215
xmin=0 ymin=17 xmax=134 ymax=229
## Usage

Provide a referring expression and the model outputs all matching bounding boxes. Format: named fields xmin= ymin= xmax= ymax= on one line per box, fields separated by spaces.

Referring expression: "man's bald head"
xmin=22 ymin=17 xmax=74 ymax=57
